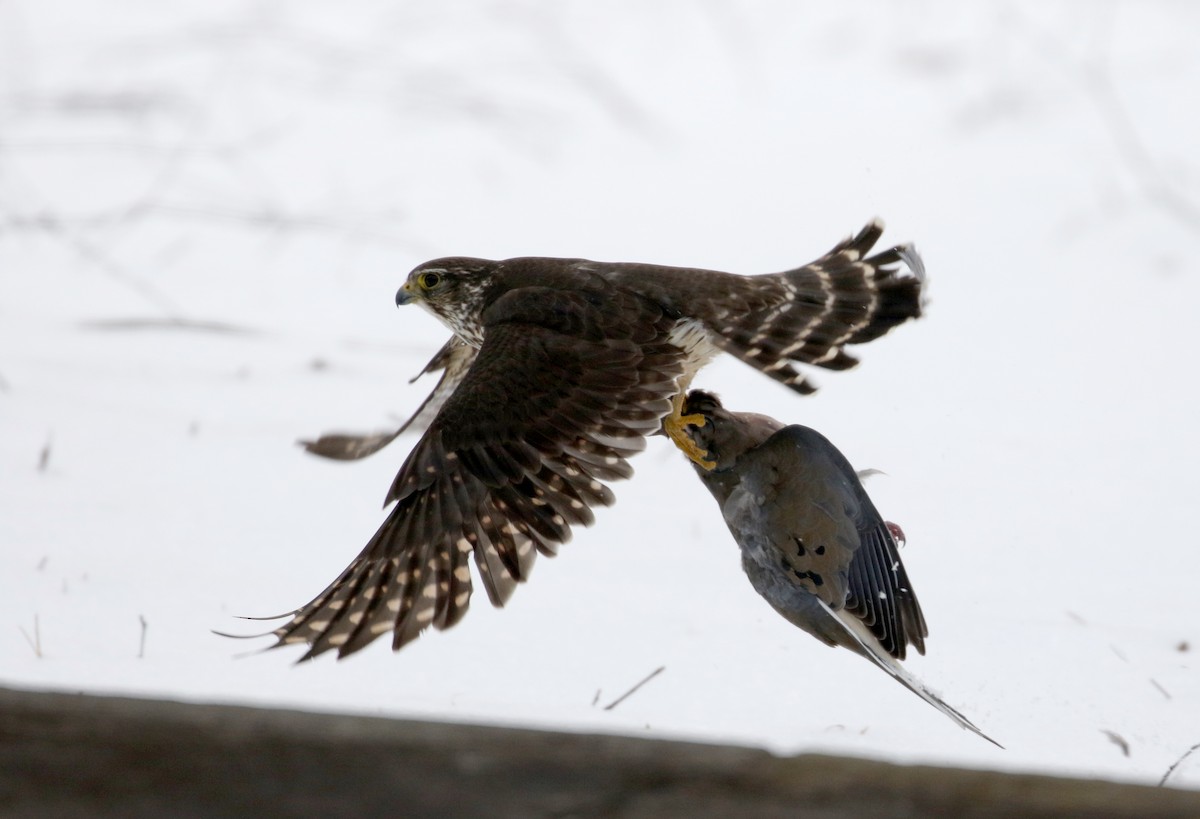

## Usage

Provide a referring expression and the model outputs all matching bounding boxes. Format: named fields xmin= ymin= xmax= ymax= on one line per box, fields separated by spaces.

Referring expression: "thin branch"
xmin=1159 ymin=741 xmax=1200 ymax=787
xmin=1100 ymin=729 xmax=1130 ymax=757
xmin=603 ymin=666 xmax=665 ymax=712
xmin=36 ymin=216 xmax=185 ymax=319
xmin=18 ymin=615 xmax=42 ymax=658
xmin=138 ymin=615 xmax=148 ymax=659
xmin=1083 ymin=7 xmax=1200 ymax=231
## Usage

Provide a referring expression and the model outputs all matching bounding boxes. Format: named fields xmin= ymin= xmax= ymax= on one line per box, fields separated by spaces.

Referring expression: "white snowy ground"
xmin=3 ymin=0 xmax=1199 ymax=789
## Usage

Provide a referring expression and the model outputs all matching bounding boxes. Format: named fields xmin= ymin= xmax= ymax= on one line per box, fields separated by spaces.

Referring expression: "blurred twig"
xmin=1085 ymin=55 xmax=1200 ymax=231
xmin=19 ymin=615 xmax=43 ymax=659
xmin=1101 ymin=729 xmax=1131 ymax=758
xmin=37 ymin=436 xmax=51 ymax=472
xmin=997 ymin=4 xmax=1200 ymax=234
xmin=603 ymin=666 xmax=665 ymax=712
xmin=1159 ymin=741 xmax=1200 ymax=787
xmin=3 ymin=206 xmax=185 ymax=319
xmin=1083 ymin=5 xmax=1200 ymax=231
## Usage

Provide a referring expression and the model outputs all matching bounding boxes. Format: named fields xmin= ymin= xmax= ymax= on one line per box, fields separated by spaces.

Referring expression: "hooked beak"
xmin=395 ymin=282 xmax=415 ymax=307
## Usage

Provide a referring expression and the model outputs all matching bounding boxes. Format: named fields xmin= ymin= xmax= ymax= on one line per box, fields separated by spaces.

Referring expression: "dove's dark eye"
xmin=418 ymin=271 xmax=442 ymax=290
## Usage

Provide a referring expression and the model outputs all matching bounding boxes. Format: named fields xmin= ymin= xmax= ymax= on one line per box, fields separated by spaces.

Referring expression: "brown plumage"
xmin=263 ymin=220 xmax=924 ymax=660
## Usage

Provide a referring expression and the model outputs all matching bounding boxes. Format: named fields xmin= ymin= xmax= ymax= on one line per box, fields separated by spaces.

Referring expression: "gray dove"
xmin=680 ymin=389 xmax=1000 ymax=746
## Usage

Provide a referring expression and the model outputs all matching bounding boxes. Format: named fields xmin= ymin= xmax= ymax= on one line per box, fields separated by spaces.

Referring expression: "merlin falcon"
xmin=264 ymin=220 xmax=925 ymax=659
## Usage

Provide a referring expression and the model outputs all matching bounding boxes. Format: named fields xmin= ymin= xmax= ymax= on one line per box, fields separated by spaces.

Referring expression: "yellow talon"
xmin=665 ymin=393 xmax=716 ymax=470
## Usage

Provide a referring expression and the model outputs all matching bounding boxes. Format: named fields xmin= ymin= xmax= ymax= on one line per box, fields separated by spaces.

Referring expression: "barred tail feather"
xmin=713 ymin=219 xmax=925 ymax=394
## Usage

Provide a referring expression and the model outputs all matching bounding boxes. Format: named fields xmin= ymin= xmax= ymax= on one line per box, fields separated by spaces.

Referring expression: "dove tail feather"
xmin=818 ymin=599 xmax=1003 ymax=748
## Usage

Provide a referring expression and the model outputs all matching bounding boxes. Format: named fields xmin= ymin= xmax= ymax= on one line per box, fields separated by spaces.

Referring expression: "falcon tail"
xmin=818 ymin=599 xmax=1003 ymax=748
xmin=714 ymin=219 xmax=925 ymax=395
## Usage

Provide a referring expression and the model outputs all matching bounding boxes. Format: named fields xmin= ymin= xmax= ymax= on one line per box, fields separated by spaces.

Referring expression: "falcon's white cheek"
xmin=410 ymin=297 xmax=452 ymax=329
xmin=414 ymin=298 xmax=487 ymax=348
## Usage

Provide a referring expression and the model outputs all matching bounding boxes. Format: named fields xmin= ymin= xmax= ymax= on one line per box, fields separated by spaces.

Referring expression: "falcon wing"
xmin=272 ymin=286 xmax=686 ymax=660
xmin=300 ymin=336 xmax=477 ymax=461
xmin=728 ymin=424 xmax=927 ymax=660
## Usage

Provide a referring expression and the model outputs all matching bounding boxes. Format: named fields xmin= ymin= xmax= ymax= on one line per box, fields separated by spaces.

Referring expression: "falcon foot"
xmin=665 ymin=392 xmax=716 ymax=470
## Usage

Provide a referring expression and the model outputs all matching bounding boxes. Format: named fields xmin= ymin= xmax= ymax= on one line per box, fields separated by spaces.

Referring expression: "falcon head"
xmin=397 ymin=258 xmax=495 ymax=346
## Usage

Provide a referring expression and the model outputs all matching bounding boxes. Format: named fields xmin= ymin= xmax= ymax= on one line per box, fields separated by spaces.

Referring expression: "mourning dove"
xmin=681 ymin=390 xmax=999 ymax=746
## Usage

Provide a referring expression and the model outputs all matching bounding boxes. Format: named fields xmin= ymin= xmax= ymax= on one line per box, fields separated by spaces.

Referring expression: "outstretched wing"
xmin=271 ymin=286 xmax=687 ymax=660
xmin=729 ymin=424 xmax=927 ymax=660
xmin=299 ymin=336 xmax=477 ymax=462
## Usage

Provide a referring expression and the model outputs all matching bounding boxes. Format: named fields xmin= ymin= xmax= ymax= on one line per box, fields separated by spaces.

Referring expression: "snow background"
xmin=3 ymin=0 xmax=1199 ymax=789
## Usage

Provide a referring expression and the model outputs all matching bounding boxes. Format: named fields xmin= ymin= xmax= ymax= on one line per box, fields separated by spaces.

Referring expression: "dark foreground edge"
xmin=1 ymin=685 xmax=1196 ymax=819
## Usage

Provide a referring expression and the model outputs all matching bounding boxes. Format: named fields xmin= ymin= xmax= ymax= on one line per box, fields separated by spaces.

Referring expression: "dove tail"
xmin=819 ymin=599 xmax=1003 ymax=748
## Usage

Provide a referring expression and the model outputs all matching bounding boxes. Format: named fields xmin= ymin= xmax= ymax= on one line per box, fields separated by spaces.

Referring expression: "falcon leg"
xmin=664 ymin=391 xmax=716 ymax=470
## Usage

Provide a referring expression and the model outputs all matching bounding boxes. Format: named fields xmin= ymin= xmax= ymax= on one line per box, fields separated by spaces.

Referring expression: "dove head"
xmin=681 ymin=390 xmax=784 ymax=472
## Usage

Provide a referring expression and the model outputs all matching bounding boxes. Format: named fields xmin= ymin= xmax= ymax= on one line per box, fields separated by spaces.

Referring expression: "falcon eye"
xmin=418 ymin=271 xmax=442 ymax=290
